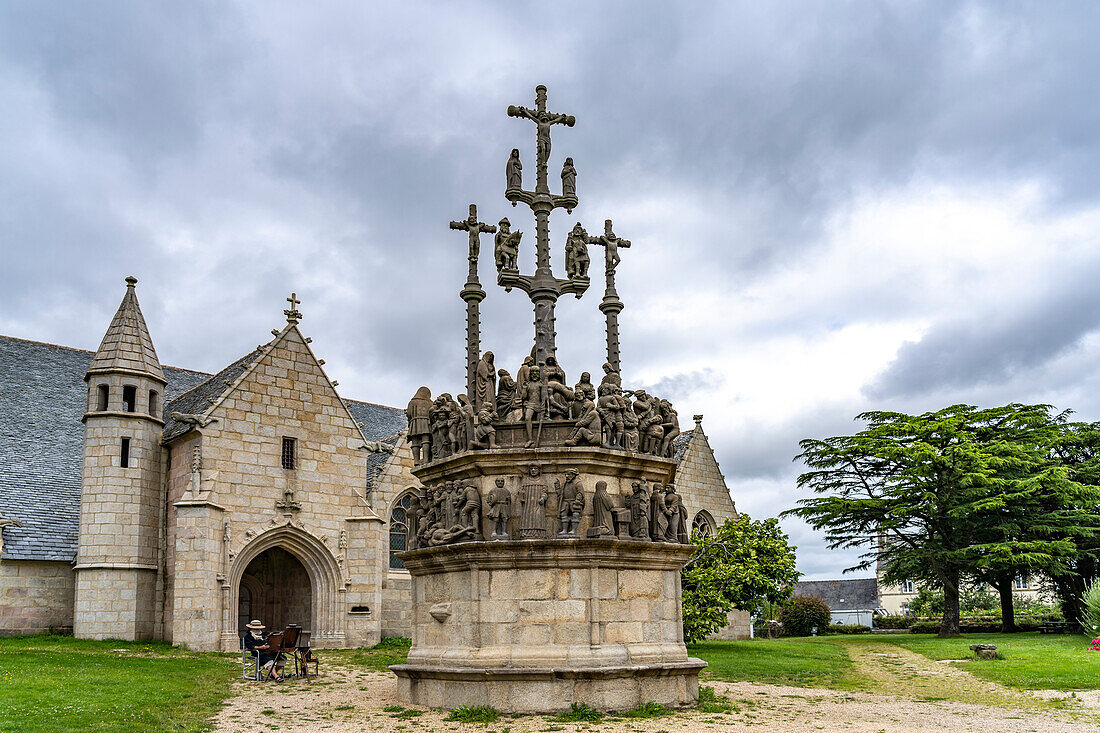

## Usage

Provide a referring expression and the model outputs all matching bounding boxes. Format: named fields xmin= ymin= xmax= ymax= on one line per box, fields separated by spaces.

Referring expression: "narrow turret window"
xmin=122 ymin=385 xmax=136 ymax=412
xmin=96 ymin=385 xmax=109 ymax=411
xmin=148 ymin=390 xmax=159 ymax=416
xmin=281 ymin=437 xmax=296 ymax=470
xmin=120 ymin=437 xmax=131 ymax=468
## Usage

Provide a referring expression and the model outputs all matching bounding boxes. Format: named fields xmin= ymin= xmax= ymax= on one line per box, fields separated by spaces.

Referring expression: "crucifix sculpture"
xmin=449 ymin=203 xmax=496 ymax=399
xmin=499 ymin=85 xmax=588 ymax=365
xmin=588 ymin=220 xmax=631 ymax=373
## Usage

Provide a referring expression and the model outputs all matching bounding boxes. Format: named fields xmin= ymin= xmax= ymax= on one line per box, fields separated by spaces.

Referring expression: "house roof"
xmin=794 ymin=579 xmax=880 ymax=611
xmin=0 ymin=333 xmax=404 ymax=563
xmin=87 ymin=278 xmax=165 ymax=382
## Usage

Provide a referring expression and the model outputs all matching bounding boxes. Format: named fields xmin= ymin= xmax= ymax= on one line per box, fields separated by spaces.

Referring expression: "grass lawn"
xmin=863 ymin=632 xmax=1100 ymax=691
xmin=325 ymin=636 xmax=411 ymax=673
xmin=688 ymin=637 xmax=861 ymax=689
xmin=691 ymin=632 xmax=1100 ymax=693
xmin=0 ymin=635 xmax=235 ymax=733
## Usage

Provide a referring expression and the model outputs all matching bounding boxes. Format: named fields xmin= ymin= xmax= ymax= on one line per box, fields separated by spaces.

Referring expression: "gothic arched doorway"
xmin=238 ymin=547 xmax=312 ymax=633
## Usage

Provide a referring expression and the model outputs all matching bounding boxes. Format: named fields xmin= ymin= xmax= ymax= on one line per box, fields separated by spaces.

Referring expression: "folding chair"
xmin=294 ymin=631 xmax=319 ymax=680
xmin=241 ymin=632 xmax=262 ymax=681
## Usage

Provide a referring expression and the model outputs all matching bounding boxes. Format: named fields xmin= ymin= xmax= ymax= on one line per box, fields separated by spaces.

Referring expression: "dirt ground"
xmin=211 ymin=647 xmax=1100 ymax=733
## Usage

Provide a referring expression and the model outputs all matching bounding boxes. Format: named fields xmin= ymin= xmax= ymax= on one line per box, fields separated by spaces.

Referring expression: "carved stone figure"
xmin=600 ymin=362 xmax=622 ymax=391
xmin=515 ymin=355 xmax=535 ymax=398
xmin=564 ymin=223 xmax=590 ymax=279
xmin=649 ymin=482 xmax=668 ymax=541
xmin=472 ymin=404 xmax=497 ymax=449
xmin=573 ymin=371 xmax=596 ymax=403
xmin=407 ymin=491 xmax=422 ymax=550
xmin=494 ymin=218 xmax=521 ymax=271
xmin=561 ymin=157 xmax=577 ymax=197
xmin=496 ymin=368 xmax=517 ymax=419
xmin=621 ymin=402 xmax=640 ymax=453
xmin=589 ymin=480 xmax=615 ymax=537
xmin=429 ymin=395 xmax=456 ymax=460
xmin=475 ymin=351 xmax=497 ymax=411
xmin=565 ymin=399 xmax=602 ymax=447
xmin=597 ymin=382 xmax=625 ymax=448
xmin=518 ymin=463 xmax=549 ymax=539
xmin=406 ymin=386 xmax=433 ymax=464
xmin=542 ymin=356 xmax=572 ymax=419
xmin=555 ymin=469 xmax=586 ymax=537
xmin=663 ymin=484 xmax=689 ymax=544
xmin=517 ymin=366 xmax=546 ymax=448
xmin=506 ymin=148 xmax=523 ymax=190
xmin=456 ymin=394 xmax=476 ymax=452
xmin=659 ymin=399 xmax=680 ymax=457
xmin=628 ymin=481 xmax=650 ymax=540
xmin=486 ymin=478 xmax=512 ymax=540
xmin=459 ymin=479 xmax=483 ymax=539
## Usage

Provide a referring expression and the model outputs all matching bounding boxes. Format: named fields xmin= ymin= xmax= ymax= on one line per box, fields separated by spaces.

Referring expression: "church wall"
xmin=368 ymin=439 xmax=420 ymax=639
xmin=673 ymin=425 xmax=738 ymax=530
xmin=0 ymin=560 xmax=75 ymax=636
xmin=169 ymin=327 xmax=382 ymax=651
xmin=162 ymin=433 xmax=201 ymax=643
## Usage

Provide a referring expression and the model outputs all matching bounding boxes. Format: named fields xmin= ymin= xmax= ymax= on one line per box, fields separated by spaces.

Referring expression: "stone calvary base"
xmin=0 ymin=85 xmax=744 ymax=711
xmin=389 ymin=85 xmax=706 ymax=712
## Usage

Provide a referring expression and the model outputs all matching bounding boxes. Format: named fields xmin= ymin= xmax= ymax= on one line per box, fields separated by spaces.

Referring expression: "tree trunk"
xmin=939 ymin=569 xmax=961 ymax=637
xmin=995 ymin=573 xmax=1017 ymax=633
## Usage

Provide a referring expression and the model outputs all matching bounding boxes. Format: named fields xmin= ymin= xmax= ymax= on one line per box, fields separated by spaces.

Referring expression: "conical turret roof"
xmin=87 ymin=276 xmax=165 ymax=382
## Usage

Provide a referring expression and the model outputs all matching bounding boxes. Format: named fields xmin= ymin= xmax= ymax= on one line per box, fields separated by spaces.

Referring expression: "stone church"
xmin=0 ymin=278 xmax=743 ymax=649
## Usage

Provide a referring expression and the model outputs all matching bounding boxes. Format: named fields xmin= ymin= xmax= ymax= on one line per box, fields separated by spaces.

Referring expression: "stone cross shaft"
xmin=449 ymin=204 xmax=495 ymax=399
xmin=284 ymin=292 xmax=303 ymax=324
xmin=587 ymin=220 xmax=631 ymax=373
xmin=500 ymin=84 xmax=587 ymax=365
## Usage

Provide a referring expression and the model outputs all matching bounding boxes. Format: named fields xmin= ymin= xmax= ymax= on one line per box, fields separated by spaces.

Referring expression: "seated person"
xmin=243 ymin=619 xmax=285 ymax=681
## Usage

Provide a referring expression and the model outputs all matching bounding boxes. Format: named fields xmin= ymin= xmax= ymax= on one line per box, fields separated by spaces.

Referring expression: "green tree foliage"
xmin=785 ymin=404 xmax=1100 ymax=637
xmin=681 ymin=515 xmax=799 ymax=643
xmin=779 ymin=595 xmax=831 ymax=636
xmin=1048 ymin=421 xmax=1100 ymax=622
xmin=1081 ymin=579 xmax=1100 ymax=637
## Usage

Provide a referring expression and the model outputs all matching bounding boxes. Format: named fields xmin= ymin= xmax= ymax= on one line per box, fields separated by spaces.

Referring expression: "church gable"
xmin=672 ymin=418 xmax=738 ymax=532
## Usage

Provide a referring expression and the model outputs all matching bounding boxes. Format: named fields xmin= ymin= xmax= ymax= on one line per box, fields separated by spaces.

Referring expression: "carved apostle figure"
xmin=486 ymin=478 xmax=512 ymax=540
xmin=543 ymin=356 xmax=572 ymax=419
xmin=496 ymin=368 xmax=517 ymax=420
xmin=628 ymin=481 xmax=650 ymax=540
xmin=561 ymin=157 xmax=577 ymax=198
xmin=566 ymin=399 xmax=602 ymax=447
xmin=515 ymin=355 xmax=535 ymax=400
xmin=407 ymin=490 xmax=422 ymax=550
xmin=429 ymin=395 xmax=452 ymax=460
xmin=663 ymin=484 xmax=689 ymax=544
xmin=475 ymin=351 xmax=497 ymax=411
xmin=494 ymin=218 xmax=521 ymax=271
xmin=597 ymin=382 xmax=624 ymax=448
xmin=405 ymin=386 xmax=433 ymax=464
xmin=555 ymin=469 xmax=586 ymax=537
xmin=573 ymin=371 xmax=596 ymax=404
xmin=621 ymin=401 xmax=640 ymax=453
xmin=506 ymin=148 xmax=523 ymax=191
xmin=564 ymin=223 xmax=590 ymax=279
xmin=600 ymin=362 xmax=622 ymax=392
xmin=456 ymin=394 xmax=476 ymax=452
xmin=589 ymin=480 xmax=615 ymax=537
xmin=518 ymin=463 xmax=549 ymax=539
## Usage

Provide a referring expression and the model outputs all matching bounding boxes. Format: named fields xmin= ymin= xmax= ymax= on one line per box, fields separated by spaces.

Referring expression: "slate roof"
xmin=161 ymin=348 xmax=267 ymax=442
xmin=0 ymin=334 xmax=406 ymax=562
xmin=87 ymin=279 xmax=165 ymax=381
xmin=671 ymin=430 xmax=695 ymax=461
xmin=0 ymin=335 xmax=208 ymax=562
xmin=794 ymin=579 xmax=880 ymax=611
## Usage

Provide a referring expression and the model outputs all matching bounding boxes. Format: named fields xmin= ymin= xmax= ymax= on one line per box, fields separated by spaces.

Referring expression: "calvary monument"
xmin=390 ymin=85 xmax=706 ymax=713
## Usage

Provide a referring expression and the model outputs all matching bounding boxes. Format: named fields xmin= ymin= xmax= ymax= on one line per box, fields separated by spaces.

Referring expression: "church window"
xmin=120 ymin=437 xmax=131 ymax=468
xmin=281 ymin=437 xmax=296 ymax=470
xmin=389 ymin=493 xmax=413 ymax=570
xmin=96 ymin=385 xmax=109 ymax=411
xmin=148 ymin=390 xmax=159 ymax=416
xmin=691 ymin=511 xmax=715 ymax=538
xmin=122 ymin=385 xmax=136 ymax=412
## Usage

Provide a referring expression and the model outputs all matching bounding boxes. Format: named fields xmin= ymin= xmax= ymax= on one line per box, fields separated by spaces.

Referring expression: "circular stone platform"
xmin=390 ymin=538 xmax=706 ymax=713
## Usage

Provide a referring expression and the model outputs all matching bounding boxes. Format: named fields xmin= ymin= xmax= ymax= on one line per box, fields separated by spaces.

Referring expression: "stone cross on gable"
xmin=449 ymin=203 xmax=497 ymax=285
xmin=284 ymin=292 xmax=303 ymax=324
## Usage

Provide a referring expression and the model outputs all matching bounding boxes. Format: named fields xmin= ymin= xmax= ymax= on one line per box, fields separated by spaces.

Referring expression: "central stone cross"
xmin=499 ymin=85 xmax=588 ymax=365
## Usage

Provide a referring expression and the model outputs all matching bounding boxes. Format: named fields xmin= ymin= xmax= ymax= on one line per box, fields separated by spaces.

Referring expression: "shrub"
xmin=872 ymin=615 xmax=911 ymax=630
xmin=825 ymin=624 xmax=870 ymax=634
xmin=445 ymin=705 xmax=500 ymax=723
xmin=779 ymin=595 xmax=831 ymax=637
xmin=553 ymin=703 xmax=603 ymax=722
xmin=1082 ymin=579 xmax=1100 ymax=637
xmin=621 ymin=702 xmax=671 ymax=718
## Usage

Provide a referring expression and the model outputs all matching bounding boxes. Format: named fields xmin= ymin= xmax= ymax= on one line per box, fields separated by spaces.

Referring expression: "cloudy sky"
xmin=3 ymin=2 xmax=1100 ymax=580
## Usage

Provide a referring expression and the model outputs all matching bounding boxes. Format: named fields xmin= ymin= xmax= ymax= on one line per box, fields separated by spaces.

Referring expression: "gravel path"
xmin=210 ymin=652 xmax=1098 ymax=733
